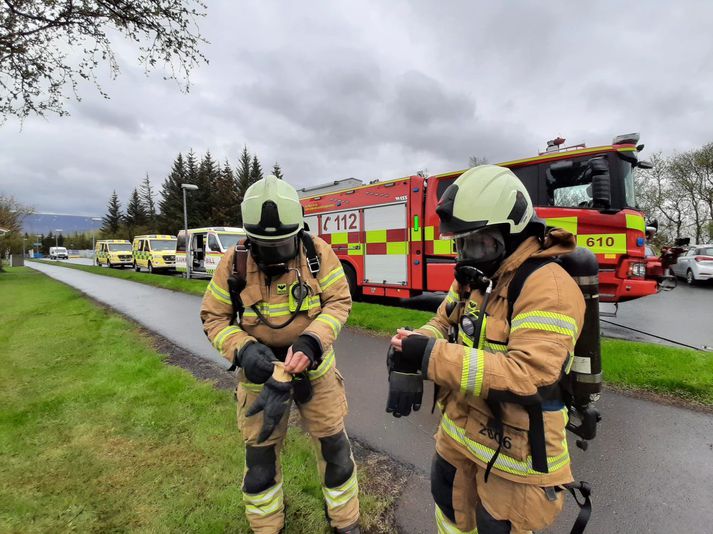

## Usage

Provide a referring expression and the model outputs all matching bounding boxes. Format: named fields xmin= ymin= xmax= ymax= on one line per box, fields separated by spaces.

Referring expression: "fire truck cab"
xmin=302 ymin=134 xmax=657 ymax=303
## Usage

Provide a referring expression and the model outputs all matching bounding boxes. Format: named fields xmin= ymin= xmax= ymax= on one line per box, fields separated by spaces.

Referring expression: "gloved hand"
xmin=246 ymin=363 xmax=293 ymax=443
xmin=237 ymin=342 xmax=277 ymax=384
xmin=385 ymin=331 xmax=434 ymax=417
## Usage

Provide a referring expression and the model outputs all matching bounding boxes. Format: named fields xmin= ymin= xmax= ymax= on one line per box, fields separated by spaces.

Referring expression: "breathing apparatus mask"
xmin=454 ymin=226 xmax=506 ymax=285
xmin=249 ymin=235 xmax=300 ymax=276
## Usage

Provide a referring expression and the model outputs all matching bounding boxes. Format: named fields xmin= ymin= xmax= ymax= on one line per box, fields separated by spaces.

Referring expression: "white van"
xmin=49 ymin=247 xmax=69 ymax=260
xmin=175 ymin=227 xmax=245 ymax=277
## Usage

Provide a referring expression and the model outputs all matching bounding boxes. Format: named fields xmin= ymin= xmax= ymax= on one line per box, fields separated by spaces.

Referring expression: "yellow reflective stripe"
xmin=308 ymin=348 xmax=335 ymax=380
xmin=425 ymin=226 xmax=435 ymax=241
xmin=460 ymin=346 xmax=484 ymax=397
xmin=625 ymin=213 xmax=646 ymax=233
xmin=458 ymin=329 xmax=474 ymax=348
xmin=440 ymin=412 xmax=570 ymax=477
xmin=366 ymin=229 xmax=387 ymax=243
xmin=208 ymin=280 xmax=231 ymax=305
xmin=545 ymin=216 xmax=578 ymax=235
xmin=331 ymin=232 xmax=348 ymax=245
xmin=322 ymin=469 xmax=358 ymax=508
xmin=433 ymin=239 xmax=454 ymax=255
xmin=213 ymin=325 xmax=243 ymax=352
xmin=435 ymin=505 xmax=476 ymax=534
xmin=242 ymin=381 xmax=264 ymax=393
xmin=411 ymin=227 xmax=422 ymax=241
xmin=445 ymin=288 xmax=459 ymax=304
xmin=420 ymin=324 xmax=445 ymax=339
xmin=483 ymin=340 xmax=508 ymax=353
xmin=315 ymin=313 xmax=342 ymax=337
xmin=511 ymin=310 xmax=578 ymax=340
xmin=320 ymin=266 xmax=345 ymax=290
xmin=386 ymin=241 xmax=408 ymax=255
xmin=243 ymin=481 xmax=283 ymax=517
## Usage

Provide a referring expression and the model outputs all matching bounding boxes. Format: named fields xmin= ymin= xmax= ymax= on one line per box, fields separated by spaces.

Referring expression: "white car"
xmin=49 ymin=247 xmax=69 ymax=260
xmin=670 ymin=244 xmax=713 ymax=285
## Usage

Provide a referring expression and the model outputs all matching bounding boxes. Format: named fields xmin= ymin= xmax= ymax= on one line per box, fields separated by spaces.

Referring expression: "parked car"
xmin=49 ymin=247 xmax=68 ymax=260
xmin=669 ymin=244 xmax=713 ymax=285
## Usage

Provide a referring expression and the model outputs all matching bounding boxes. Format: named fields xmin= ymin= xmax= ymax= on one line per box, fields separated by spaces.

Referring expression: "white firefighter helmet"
xmin=436 ymin=165 xmax=534 ymax=240
xmin=241 ymin=175 xmax=304 ymax=241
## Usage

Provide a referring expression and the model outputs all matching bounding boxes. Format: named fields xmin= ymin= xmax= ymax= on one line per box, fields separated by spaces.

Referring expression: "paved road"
xmin=27 ymin=262 xmax=713 ymax=533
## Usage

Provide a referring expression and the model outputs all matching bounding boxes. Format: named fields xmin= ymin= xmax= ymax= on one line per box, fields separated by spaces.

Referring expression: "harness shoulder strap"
xmin=299 ymin=231 xmax=320 ymax=277
xmin=227 ymin=240 xmax=249 ymax=323
xmin=507 ymin=257 xmax=556 ymax=321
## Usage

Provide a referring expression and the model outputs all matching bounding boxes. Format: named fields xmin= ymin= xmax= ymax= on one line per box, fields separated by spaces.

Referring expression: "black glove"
xmin=385 ymin=333 xmax=434 ymax=418
xmin=246 ymin=367 xmax=293 ymax=443
xmin=237 ymin=342 xmax=276 ymax=384
xmin=289 ymin=334 xmax=323 ymax=370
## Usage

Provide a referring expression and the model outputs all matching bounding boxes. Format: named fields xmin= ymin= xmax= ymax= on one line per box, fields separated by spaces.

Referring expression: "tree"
xmin=0 ymin=194 xmax=32 ymax=266
xmin=101 ymin=191 xmax=122 ymax=237
xmin=0 ymin=0 xmax=208 ymax=120
xmin=195 ymin=151 xmax=218 ymax=226
xmin=272 ymin=162 xmax=284 ymax=180
xmin=212 ymin=160 xmax=238 ymax=226
xmin=250 ymin=154 xmax=263 ymax=184
xmin=235 ymin=146 xmax=253 ymax=225
xmin=124 ymin=188 xmax=147 ymax=239
xmin=158 ymin=153 xmax=187 ymax=234
xmin=140 ymin=174 xmax=157 ymax=228
xmin=469 ymin=155 xmax=489 ymax=167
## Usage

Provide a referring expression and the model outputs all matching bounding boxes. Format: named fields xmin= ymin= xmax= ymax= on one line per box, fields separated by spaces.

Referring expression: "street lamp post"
xmin=181 ymin=184 xmax=199 ymax=279
xmin=91 ymin=217 xmax=102 ymax=261
xmin=54 ymin=229 xmax=63 ymax=250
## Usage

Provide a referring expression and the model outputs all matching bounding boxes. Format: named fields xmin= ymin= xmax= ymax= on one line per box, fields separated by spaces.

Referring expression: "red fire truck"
xmin=301 ymin=134 xmax=657 ymax=303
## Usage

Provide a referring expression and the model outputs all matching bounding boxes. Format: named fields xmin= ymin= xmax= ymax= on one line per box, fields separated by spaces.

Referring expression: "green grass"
xmin=32 ymin=259 xmax=209 ymax=295
xmin=0 ymin=268 xmax=392 ymax=533
xmin=601 ymin=338 xmax=713 ymax=404
xmin=29 ymin=259 xmax=713 ymax=405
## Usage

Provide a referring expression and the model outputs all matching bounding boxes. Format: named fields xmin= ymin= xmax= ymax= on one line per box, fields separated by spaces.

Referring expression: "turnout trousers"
xmin=236 ymin=366 xmax=360 ymax=534
xmin=432 ymin=427 xmax=565 ymax=534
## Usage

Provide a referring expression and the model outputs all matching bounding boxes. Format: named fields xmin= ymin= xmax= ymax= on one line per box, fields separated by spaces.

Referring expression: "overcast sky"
xmin=2 ymin=0 xmax=712 ymax=216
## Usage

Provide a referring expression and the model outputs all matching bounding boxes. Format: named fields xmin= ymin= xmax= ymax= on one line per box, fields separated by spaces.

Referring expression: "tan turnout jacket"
xmin=200 ymin=235 xmax=352 ymax=379
xmin=417 ymin=230 xmax=585 ymax=486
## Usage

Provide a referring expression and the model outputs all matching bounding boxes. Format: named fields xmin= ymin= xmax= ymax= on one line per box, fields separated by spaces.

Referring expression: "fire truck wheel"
xmin=342 ymin=262 xmax=360 ymax=301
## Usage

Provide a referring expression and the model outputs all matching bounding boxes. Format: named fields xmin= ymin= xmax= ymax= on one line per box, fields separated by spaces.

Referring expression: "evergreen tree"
xmin=125 ymin=188 xmax=148 ymax=239
xmin=101 ymin=191 xmax=122 ymax=237
xmin=250 ymin=154 xmax=263 ymax=184
xmin=184 ymin=149 xmax=201 ymax=226
xmin=272 ymin=162 xmax=284 ymax=180
xmin=140 ymin=174 xmax=158 ymax=228
xmin=212 ymin=160 xmax=239 ymax=226
xmin=196 ymin=151 xmax=219 ymax=226
xmin=235 ymin=146 xmax=253 ymax=225
xmin=158 ymin=153 xmax=187 ymax=234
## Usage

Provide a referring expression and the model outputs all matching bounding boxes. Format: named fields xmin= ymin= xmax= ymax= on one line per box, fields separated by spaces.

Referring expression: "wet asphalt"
xmin=26 ymin=262 xmax=713 ymax=534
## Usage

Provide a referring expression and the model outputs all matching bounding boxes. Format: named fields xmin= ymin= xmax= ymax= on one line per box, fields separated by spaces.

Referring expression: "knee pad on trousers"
xmin=243 ymin=445 xmax=277 ymax=494
xmin=431 ymin=453 xmax=457 ymax=523
xmin=476 ymin=502 xmax=511 ymax=534
xmin=319 ymin=431 xmax=354 ymax=488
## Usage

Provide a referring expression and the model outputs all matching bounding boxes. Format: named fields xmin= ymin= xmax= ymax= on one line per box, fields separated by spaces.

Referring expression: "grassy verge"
xmin=0 ymin=268 xmax=391 ymax=533
xmin=29 ymin=259 xmax=713 ymax=405
xmin=32 ymin=259 xmax=209 ymax=295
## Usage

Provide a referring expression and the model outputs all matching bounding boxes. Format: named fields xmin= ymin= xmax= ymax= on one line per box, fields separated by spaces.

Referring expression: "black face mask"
xmin=249 ymin=236 xmax=299 ymax=269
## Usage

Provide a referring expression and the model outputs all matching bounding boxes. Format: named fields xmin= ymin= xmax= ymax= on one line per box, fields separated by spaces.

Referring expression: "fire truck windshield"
xmin=616 ymin=156 xmax=637 ymax=209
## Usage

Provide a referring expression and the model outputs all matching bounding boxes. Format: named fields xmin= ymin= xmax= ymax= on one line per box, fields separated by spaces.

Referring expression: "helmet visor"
xmin=454 ymin=227 xmax=505 ymax=262
xmin=251 ymin=236 xmax=299 ymax=265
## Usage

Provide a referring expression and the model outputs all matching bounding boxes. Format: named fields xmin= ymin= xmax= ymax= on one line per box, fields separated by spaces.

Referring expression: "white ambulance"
xmin=175 ymin=227 xmax=246 ymax=277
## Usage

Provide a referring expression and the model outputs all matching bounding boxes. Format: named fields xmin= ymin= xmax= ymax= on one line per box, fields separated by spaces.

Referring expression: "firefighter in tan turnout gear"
xmin=387 ymin=166 xmax=586 ymax=533
xmin=200 ymin=175 xmax=360 ymax=534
